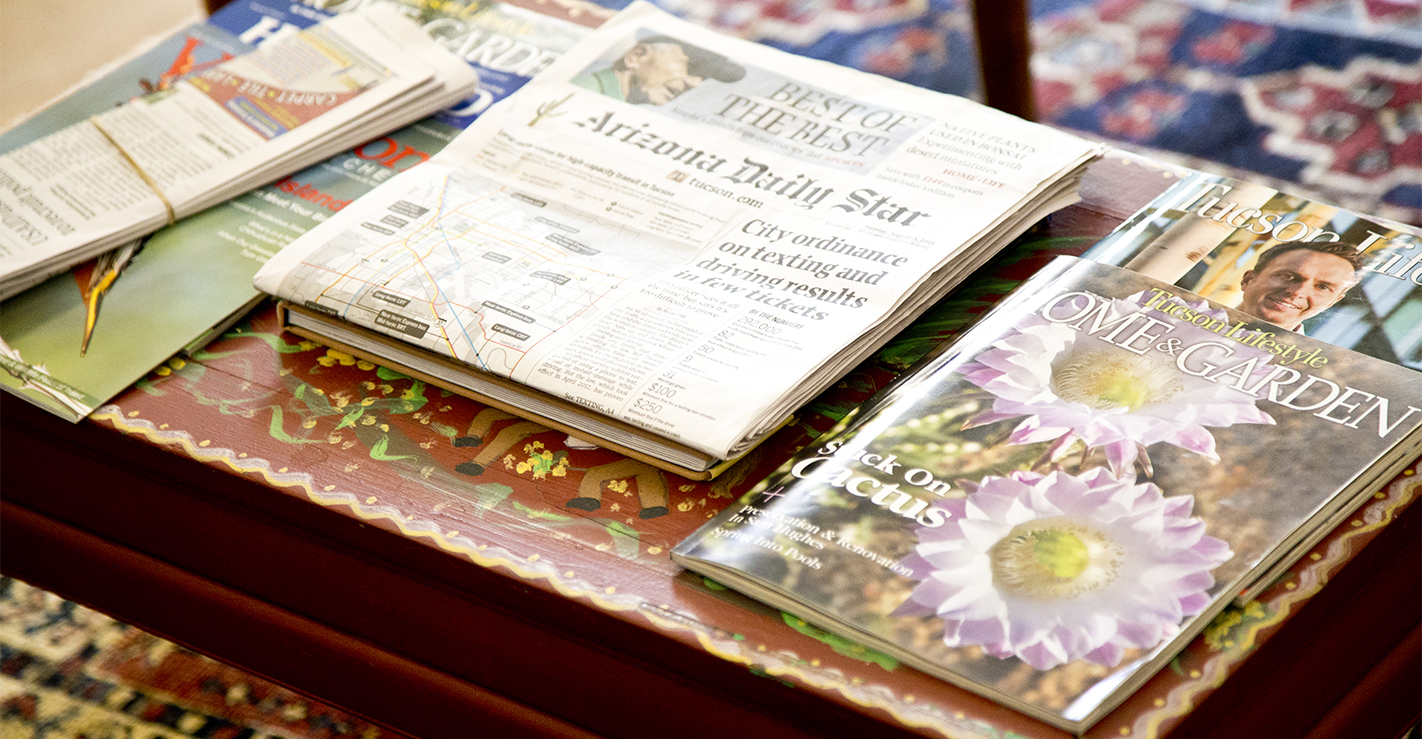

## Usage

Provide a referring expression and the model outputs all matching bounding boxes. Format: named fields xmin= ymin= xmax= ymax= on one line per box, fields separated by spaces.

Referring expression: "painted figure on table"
xmin=452 ymin=407 xmax=672 ymax=519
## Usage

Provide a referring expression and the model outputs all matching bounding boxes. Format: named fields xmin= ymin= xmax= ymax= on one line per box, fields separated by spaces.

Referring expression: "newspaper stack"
xmin=255 ymin=2 xmax=1105 ymax=477
xmin=0 ymin=4 xmax=478 ymax=301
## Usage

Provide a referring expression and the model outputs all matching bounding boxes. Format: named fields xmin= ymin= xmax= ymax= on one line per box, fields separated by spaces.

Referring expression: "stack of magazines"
xmin=0 ymin=4 xmax=477 ymax=300
xmin=673 ymin=255 xmax=1422 ymax=733
xmin=252 ymin=1 xmax=1104 ymax=478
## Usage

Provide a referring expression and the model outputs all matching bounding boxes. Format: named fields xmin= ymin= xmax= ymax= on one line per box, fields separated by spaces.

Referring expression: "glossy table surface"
xmin=4 ymin=153 xmax=1419 ymax=739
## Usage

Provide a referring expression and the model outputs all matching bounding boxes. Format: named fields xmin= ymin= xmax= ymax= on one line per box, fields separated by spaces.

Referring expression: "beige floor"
xmin=1 ymin=0 xmax=205 ymax=128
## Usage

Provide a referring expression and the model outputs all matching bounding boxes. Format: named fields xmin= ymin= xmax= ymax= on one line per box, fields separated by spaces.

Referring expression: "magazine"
xmin=0 ymin=4 xmax=478 ymax=300
xmin=0 ymin=0 xmax=597 ymax=422
xmin=253 ymin=2 xmax=1103 ymax=475
xmin=671 ymin=256 xmax=1422 ymax=733
xmin=1082 ymin=172 xmax=1422 ymax=370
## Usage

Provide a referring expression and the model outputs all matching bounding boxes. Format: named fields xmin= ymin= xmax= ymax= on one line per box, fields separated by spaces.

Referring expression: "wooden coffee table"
xmin=3 ymin=154 xmax=1418 ymax=739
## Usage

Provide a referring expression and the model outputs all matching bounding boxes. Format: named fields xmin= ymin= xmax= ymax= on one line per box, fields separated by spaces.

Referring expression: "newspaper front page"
xmin=0 ymin=4 xmax=475 ymax=299
xmin=256 ymin=2 xmax=1101 ymax=460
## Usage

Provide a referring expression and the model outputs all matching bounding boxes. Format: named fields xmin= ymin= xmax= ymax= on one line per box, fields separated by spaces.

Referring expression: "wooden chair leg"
xmin=971 ymin=0 xmax=1037 ymax=121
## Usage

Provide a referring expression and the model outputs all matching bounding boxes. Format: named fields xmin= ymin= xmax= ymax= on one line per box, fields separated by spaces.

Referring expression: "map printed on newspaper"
xmin=257 ymin=2 xmax=1102 ymax=460
xmin=280 ymin=173 xmax=696 ymax=379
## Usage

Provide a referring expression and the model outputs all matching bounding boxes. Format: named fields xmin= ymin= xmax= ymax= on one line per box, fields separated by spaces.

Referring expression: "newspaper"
xmin=0 ymin=0 xmax=599 ymax=424
xmin=0 ymin=4 xmax=478 ymax=300
xmin=255 ymin=2 xmax=1102 ymax=462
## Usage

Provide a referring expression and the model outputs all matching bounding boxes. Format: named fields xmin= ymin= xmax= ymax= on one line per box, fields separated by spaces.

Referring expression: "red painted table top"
xmin=6 ymin=153 xmax=1418 ymax=739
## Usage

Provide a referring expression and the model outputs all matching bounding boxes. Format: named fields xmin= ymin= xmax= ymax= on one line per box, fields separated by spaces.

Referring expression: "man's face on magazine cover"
xmin=1237 ymin=248 xmax=1356 ymax=330
xmin=624 ymin=42 xmax=702 ymax=105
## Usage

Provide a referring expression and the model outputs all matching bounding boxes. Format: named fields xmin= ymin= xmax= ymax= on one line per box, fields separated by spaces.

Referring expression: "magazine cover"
xmin=0 ymin=0 xmax=597 ymax=421
xmin=672 ymin=257 xmax=1422 ymax=733
xmin=1082 ymin=172 xmax=1422 ymax=370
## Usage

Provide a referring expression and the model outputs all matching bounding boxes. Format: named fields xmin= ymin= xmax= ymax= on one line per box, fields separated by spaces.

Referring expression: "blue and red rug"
xmin=0 ymin=577 xmax=404 ymax=739
xmin=594 ymin=0 xmax=1421 ymax=225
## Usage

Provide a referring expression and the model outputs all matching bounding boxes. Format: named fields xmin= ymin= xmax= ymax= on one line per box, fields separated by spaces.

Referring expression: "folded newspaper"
xmin=254 ymin=2 xmax=1103 ymax=477
xmin=0 ymin=4 xmax=478 ymax=300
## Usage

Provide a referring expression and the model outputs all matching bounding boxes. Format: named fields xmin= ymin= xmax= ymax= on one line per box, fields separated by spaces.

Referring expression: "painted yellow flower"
xmin=317 ymin=350 xmax=359 ymax=367
xmin=1204 ymin=610 xmax=1242 ymax=650
xmin=515 ymin=449 xmax=569 ymax=479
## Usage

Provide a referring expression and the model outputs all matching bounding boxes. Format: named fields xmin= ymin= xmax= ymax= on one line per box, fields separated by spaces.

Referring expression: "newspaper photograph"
xmin=256 ymin=1 xmax=1101 ymax=460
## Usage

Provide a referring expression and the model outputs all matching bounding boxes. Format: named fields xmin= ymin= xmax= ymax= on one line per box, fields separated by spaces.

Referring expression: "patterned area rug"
xmin=0 ymin=577 xmax=405 ymax=739
xmin=594 ymin=0 xmax=1421 ymax=225
xmin=1032 ymin=0 xmax=1420 ymax=224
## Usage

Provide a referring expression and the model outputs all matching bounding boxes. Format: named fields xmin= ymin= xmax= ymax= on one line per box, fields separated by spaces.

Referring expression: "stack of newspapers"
xmin=0 ymin=4 xmax=477 ymax=300
xmin=254 ymin=2 xmax=1105 ymax=479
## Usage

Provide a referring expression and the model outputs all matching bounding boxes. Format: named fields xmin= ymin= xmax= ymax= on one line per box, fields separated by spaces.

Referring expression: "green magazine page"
xmin=0 ymin=121 xmax=460 ymax=420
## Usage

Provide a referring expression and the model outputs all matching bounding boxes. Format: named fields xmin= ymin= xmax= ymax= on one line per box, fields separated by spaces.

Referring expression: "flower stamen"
xmin=989 ymin=518 xmax=1123 ymax=600
xmin=1051 ymin=351 xmax=1183 ymax=411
